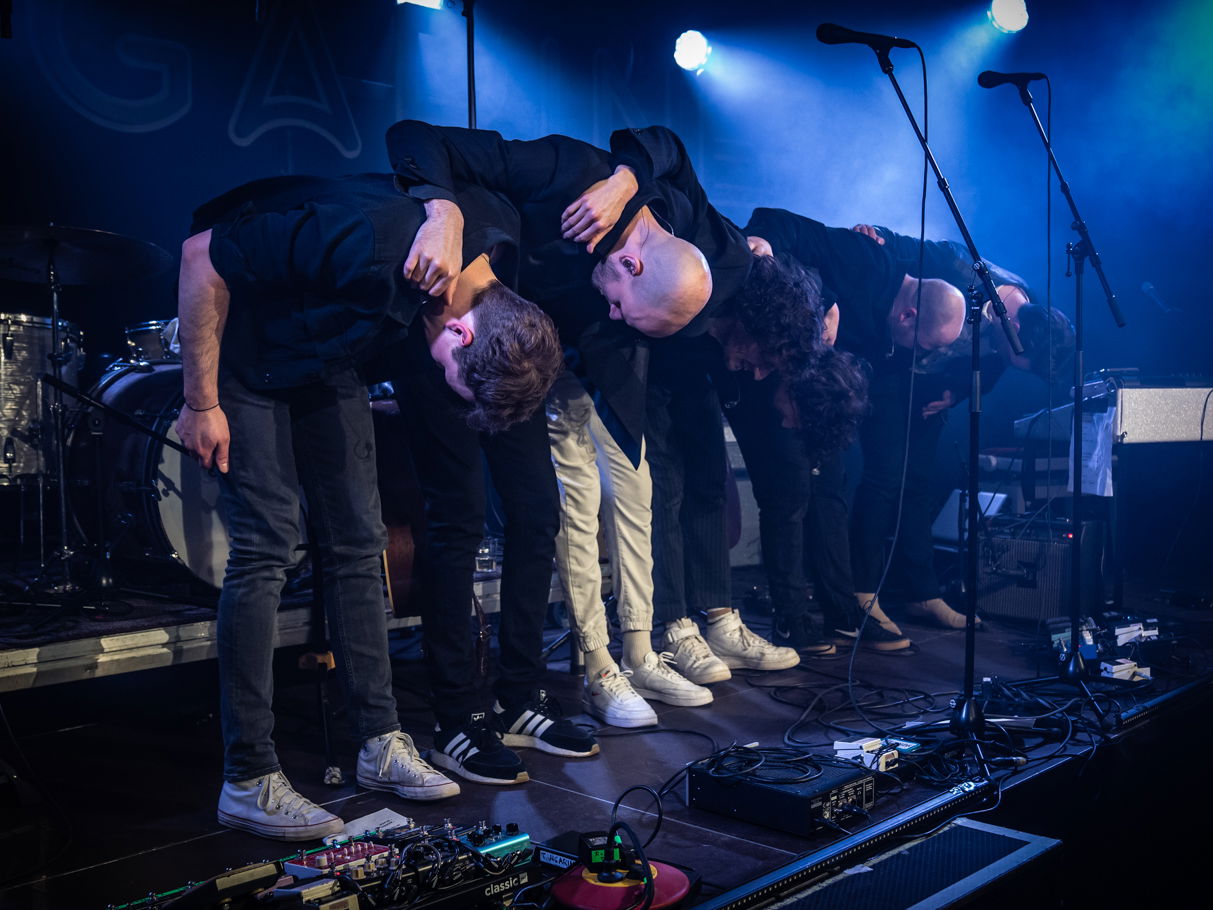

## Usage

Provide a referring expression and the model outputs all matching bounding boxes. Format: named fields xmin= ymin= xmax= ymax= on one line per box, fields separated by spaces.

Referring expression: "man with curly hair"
xmin=733 ymin=207 xmax=971 ymax=655
xmin=175 ymin=174 xmax=562 ymax=839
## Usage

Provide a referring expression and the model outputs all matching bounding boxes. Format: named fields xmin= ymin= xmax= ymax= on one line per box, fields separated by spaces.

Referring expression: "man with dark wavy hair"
xmin=733 ymin=207 xmax=973 ymax=654
xmin=175 ymin=173 xmax=561 ymax=840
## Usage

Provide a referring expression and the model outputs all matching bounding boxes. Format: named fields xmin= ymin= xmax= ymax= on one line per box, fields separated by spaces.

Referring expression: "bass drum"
xmin=69 ymin=361 xmax=228 ymax=589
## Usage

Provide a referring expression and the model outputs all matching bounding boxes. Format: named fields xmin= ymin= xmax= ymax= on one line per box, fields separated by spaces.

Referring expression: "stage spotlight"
xmin=674 ymin=30 xmax=712 ymax=73
xmin=988 ymin=0 xmax=1029 ymax=33
xmin=397 ymin=0 xmax=443 ymax=8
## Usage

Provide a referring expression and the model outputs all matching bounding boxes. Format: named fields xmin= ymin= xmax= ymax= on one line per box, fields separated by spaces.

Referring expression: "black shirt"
xmin=385 ymin=121 xmax=750 ymax=457
xmin=744 ymin=207 xmax=905 ymax=364
xmin=193 ymin=173 xmax=517 ymax=391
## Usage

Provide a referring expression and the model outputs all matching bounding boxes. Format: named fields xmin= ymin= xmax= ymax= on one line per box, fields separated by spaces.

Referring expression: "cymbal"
xmin=0 ymin=224 xmax=173 ymax=286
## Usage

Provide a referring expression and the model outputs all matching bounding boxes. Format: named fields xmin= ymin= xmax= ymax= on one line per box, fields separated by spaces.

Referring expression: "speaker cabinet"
xmin=977 ymin=521 xmax=1103 ymax=622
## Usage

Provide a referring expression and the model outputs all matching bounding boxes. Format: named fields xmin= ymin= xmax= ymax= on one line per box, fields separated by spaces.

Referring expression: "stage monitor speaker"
xmin=765 ymin=819 xmax=1060 ymax=910
xmin=977 ymin=521 xmax=1103 ymax=622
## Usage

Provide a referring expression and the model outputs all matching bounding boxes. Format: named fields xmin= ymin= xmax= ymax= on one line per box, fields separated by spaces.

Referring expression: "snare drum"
xmin=1 ymin=312 xmax=84 ymax=481
xmin=124 ymin=319 xmax=179 ymax=362
xmin=69 ymin=361 xmax=228 ymax=588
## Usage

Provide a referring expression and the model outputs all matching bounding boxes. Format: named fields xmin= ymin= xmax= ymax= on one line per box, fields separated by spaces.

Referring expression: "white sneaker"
xmin=583 ymin=666 xmax=658 ymax=728
xmin=662 ymin=617 xmax=731 ymax=684
xmin=218 ymin=771 xmax=344 ymax=841
xmin=705 ymin=609 xmax=800 ymax=671
xmin=624 ymin=651 xmax=713 ymax=707
xmin=357 ymin=731 xmax=460 ymax=801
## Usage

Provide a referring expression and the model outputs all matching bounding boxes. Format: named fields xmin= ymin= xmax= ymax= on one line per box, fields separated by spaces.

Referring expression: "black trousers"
xmin=393 ymin=364 xmax=560 ymax=727
xmin=726 ymin=375 xmax=857 ymax=630
xmin=850 ymin=366 xmax=947 ymax=601
xmin=646 ymin=341 xmax=731 ymax=625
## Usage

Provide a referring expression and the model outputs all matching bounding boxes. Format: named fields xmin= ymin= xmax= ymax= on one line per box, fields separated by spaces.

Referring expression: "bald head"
xmin=891 ymin=276 xmax=965 ymax=350
xmin=592 ymin=208 xmax=712 ymax=337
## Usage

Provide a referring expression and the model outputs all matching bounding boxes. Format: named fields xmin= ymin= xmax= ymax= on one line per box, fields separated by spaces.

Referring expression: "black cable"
xmin=848 ymin=43 xmax=932 ymax=732
xmin=611 ymin=785 xmax=664 ymax=849
xmin=609 ymin=820 xmax=654 ymax=910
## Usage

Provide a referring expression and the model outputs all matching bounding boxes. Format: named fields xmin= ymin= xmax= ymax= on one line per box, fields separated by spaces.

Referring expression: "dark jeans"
xmin=727 ymin=375 xmax=857 ymax=630
xmin=216 ymin=367 xmax=398 ymax=782
xmin=647 ymin=345 xmax=731 ymax=625
xmin=394 ymin=363 xmax=559 ymax=728
xmin=851 ymin=366 xmax=947 ymax=600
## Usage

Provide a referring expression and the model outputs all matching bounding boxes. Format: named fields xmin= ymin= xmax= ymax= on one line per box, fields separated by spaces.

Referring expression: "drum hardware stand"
xmin=824 ymin=23 xmax=1025 ymax=778
xmin=21 ymin=373 xmax=196 ymax=614
xmin=45 ymin=239 xmax=77 ymax=593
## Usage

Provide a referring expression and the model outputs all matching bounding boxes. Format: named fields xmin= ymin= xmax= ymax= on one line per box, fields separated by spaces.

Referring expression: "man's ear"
xmin=446 ymin=318 xmax=476 ymax=347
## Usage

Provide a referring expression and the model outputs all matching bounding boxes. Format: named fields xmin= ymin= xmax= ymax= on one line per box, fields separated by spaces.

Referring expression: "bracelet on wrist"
xmin=184 ymin=400 xmax=220 ymax=412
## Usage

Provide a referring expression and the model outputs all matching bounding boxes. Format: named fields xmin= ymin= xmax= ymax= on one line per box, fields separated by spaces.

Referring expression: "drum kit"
xmin=1 ymin=224 xmax=427 ymax=617
xmin=0 ymin=223 xmax=229 ymax=609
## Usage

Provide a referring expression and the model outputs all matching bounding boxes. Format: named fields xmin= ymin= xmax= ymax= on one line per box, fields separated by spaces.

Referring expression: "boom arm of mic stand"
xmin=874 ymin=48 xmax=1025 ymax=356
xmin=1015 ymin=85 xmax=1126 ymax=328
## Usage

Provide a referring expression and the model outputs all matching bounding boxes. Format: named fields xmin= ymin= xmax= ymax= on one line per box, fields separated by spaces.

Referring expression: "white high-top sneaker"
xmin=661 ymin=617 xmax=731 ymax=684
xmin=705 ymin=609 xmax=800 ymax=671
xmin=357 ymin=731 xmax=460 ymax=800
xmin=218 ymin=771 xmax=344 ymax=841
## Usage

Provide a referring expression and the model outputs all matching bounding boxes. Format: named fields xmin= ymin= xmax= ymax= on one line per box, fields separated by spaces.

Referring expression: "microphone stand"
xmin=851 ymin=39 xmax=1025 ymax=779
xmin=1000 ymin=80 xmax=1124 ymax=728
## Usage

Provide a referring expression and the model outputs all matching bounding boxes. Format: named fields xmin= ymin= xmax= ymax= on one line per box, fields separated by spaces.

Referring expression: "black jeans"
xmin=726 ymin=375 xmax=857 ymax=630
xmin=216 ymin=367 xmax=399 ymax=782
xmin=850 ymin=366 xmax=947 ymax=601
xmin=394 ymin=364 xmax=559 ymax=727
xmin=646 ymin=346 xmax=731 ymax=625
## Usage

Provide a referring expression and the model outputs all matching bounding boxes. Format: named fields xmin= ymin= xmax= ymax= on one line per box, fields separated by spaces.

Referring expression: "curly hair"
xmin=718 ymin=253 xmax=828 ymax=372
xmin=454 ymin=281 xmax=564 ymax=434
xmin=1016 ymin=303 xmax=1076 ymax=382
xmin=788 ymin=348 xmax=871 ymax=466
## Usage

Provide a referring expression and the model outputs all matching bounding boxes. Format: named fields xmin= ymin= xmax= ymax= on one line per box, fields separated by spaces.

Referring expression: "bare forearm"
xmin=177 ymin=230 xmax=229 ymax=410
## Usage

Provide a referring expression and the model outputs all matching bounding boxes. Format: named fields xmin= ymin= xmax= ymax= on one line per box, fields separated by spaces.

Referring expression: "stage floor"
xmin=1 ymin=569 xmax=1211 ymax=909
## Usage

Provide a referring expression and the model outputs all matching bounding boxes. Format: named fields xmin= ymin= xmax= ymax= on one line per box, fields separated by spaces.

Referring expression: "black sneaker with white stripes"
xmin=494 ymin=689 xmax=600 ymax=757
xmin=430 ymin=713 xmax=529 ymax=785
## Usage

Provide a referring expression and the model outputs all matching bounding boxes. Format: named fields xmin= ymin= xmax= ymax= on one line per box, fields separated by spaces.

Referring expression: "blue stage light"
xmin=674 ymin=30 xmax=712 ymax=73
xmin=989 ymin=0 xmax=1029 ymax=33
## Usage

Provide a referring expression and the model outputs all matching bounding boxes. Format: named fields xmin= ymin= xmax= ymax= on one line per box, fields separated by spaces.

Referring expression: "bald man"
xmin=385 ymin=121 xmax=753 ymax=753
xmin=847 ymin=223 xmax=1073 ymax=629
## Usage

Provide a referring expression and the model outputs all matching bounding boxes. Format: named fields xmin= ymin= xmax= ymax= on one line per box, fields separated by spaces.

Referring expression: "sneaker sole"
xmin=218 ymin=809 xmax=344 ymax=841
xmin=356 ymin=774 xmax=461 ymax=801
xmin=428 ymin=750 xmax=529 ymax=786
xmin=582 ymin=699 xmax=657 ymax=729
xmin=500 ymin=732 xmax=601 ymax=757
xmin=831 ymin=636 xmax=914 ymax=652
xmin=669 ymin=663 xmax=732 ymax=685
xmin=629 ymin=684 xmax=713 ymax=707
xmin=775 ymin=640 xmax=839 ymax=657
xmin=716 ymin=653 xmax=801 ymax=671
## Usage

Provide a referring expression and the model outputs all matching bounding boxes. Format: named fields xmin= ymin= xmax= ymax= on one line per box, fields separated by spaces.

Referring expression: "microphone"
xmin=816 ymin=22 xmax=916 ymax=51
xmin=978 ymin=70 xmax=1046 ymax=89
